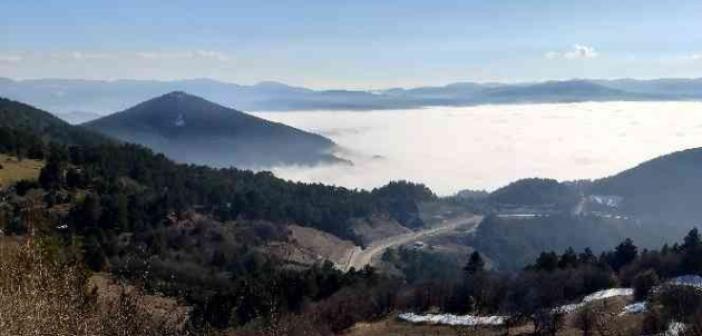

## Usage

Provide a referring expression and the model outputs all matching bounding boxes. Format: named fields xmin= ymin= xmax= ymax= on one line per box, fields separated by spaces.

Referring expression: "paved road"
xmin=343 ymin=215 xmax=483 ymax=271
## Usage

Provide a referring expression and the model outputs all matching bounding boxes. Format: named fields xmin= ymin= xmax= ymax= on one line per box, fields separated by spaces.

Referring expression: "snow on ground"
xmin=398 ymin=313 xmax=507 ymax=326
xmin=553 ymin=288 xmax=633 ymax=314
xmin=619 ymin=302 xmax=646 ymax=316
xmin=665 ymin=322 xmax=686 ymax=336
xmin=583 ymin=288 xmax=633 ymax=302
xmin=667 ymin=275 xmax=702 ymax=289
xmin=552 ymin=303 xmax=582 ymax=314
xmin=401 ymin=287 xmax=635 ymax=326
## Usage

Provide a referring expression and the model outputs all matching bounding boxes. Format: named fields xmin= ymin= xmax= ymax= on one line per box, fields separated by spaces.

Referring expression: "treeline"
xmin=396 ymin=229 xmax=702 ymax=335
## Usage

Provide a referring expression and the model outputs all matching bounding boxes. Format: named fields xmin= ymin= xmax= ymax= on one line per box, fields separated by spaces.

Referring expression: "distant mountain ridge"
xmin=1 ymin=77 xmax=701 ymax=115
xmin=84 ymin=91 xmax=344 ymax=168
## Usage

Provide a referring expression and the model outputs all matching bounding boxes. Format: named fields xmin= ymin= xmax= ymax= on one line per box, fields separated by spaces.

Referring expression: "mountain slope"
xmin=84 ymin=91 xmax=344 ymax=168
xmin=0 ymin=97 xmax=109 ymax=146
xmin=592 ymin=147 xmax=702 ymax=225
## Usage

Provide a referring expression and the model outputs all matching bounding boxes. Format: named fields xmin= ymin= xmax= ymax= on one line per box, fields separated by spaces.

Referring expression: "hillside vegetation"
xmin=0 ymin=97 xmax=109 ymax=146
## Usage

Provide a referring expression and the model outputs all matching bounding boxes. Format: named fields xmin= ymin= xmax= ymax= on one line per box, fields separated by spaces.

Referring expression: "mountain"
xmin=466 ymin=146 xmax=702 ymax=269
xmin=3 ymin=77 xmax=701 ymax=115
xmin=595 ymin=78 xmax=702 ymax=99
xmin=592 ymin=147 xmax=702 ymax=231
xmin=0 ymin=78 xmax=403 ymax=114
xmin=473 ymin=80 xmax=652 ymax=103
xmin=488 ymin=178 xmax=579 ymax=208
xmin=0 ymin=97 xmax=109 ymax=146
xmin=84 ymin=91 xmax=344 ymax=168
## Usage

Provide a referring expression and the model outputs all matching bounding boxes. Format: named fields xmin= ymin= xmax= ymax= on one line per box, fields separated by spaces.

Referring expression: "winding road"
xmin=342 ymin=215 xmax=483 ymax=271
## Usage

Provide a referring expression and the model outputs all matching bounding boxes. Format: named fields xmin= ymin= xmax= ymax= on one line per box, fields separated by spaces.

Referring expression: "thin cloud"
xmin=546 ymin=44 xmax=598 ymax=60
xmin=68 ymin=52 xmax=115 ymax=60
xmin=0 ymin=54 xmax=23 ymax=63
xmin=135 ymin=50 xmax=231 ymax=62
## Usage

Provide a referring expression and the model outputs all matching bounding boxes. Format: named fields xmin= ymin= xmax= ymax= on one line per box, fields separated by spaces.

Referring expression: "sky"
xmin=1 ymin=0 xmax=701 ymax=89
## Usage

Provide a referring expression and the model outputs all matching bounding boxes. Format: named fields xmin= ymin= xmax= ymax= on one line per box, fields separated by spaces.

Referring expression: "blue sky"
xmin=1 ymin=0 xmax=701 ymax=88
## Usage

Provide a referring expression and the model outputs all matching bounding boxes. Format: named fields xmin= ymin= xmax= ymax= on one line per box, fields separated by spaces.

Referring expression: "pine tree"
xmin=681 ymin=228 xmax=702 ymax=274
xmin=464 ymin=251 xmax=485 ymax=275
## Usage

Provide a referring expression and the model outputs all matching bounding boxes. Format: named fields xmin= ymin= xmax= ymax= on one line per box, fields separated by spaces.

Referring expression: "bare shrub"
xmin=0 ymin=238 xmax=190 ymax=336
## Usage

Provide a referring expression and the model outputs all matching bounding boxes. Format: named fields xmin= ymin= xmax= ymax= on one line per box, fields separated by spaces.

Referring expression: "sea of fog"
xmin=252 ymin=101 xmax=702 ymax=196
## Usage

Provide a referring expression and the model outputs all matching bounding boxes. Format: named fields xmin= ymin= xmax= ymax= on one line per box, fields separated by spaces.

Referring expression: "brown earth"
xmin=0 ymin=154 xmax=44 ymax=188
xmin=350 ymin=215 xmax=413 ymax=246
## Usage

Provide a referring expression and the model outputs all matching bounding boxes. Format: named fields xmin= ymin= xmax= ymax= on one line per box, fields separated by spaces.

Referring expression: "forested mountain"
xmin=84 ymin=91 xmax=344 ymax=168
xmin=2 ymin=77 xmax=701 ymax=115
xmin=0 ymin=97 xmax=109 ymax=147
xmin=0 ymin=95 xmax=428 ymax=240
xmin=463 ymin=147 xmax=702 ymax=269
xmin=592 ymin=147 xmax=702 ymax=229
xmin=488 ymin=178 xmax=579 ymax=208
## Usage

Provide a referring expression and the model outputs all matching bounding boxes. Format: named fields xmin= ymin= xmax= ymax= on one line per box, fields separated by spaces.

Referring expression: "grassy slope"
xmin=0 ymin=154 xmax=43 ymax=187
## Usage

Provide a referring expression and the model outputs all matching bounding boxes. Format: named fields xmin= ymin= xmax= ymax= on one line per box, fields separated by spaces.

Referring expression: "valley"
xmin=3 ymin=2 xmax=701 ymax=335
xmin=2 ymin=93 xmax=702 ymax=335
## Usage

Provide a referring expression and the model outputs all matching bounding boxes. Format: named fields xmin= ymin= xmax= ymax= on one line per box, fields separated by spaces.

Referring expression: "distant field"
xmin=0 ymin=154 xmax=44 ymax=187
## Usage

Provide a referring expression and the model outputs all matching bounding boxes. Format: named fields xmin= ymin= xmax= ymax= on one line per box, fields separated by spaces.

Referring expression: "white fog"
xmin=253 ymin=101 xmax=702 ymax=196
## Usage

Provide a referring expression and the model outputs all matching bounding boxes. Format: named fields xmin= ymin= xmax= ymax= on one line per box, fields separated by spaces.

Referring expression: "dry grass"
xmin=0 ymin=237 xmax=190 ymax=336
xmin=0 ymin=154 xmax=44 ymax=187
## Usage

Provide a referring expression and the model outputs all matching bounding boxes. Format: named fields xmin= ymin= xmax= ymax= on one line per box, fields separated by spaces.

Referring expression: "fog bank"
xmin=253 ymin=102 xmax=702 ymax=195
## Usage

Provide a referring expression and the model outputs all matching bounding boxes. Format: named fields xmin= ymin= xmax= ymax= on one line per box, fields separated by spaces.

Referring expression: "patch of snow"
xmin=588 ymin=195 xmax=622 ymax=208
xmin=582 ymin=288 xmax=633 ymax=303
xmin=398 ymin=313 xmax=507 ymax=326
xmin=553 ymin=288 xmax=633 ymax=314
xmin=665 ymin=321 xmax=686 ymax=336
xmin=667 ymin=275 xmax=702 ymax=289
xmin=403 ymin=287 xmax=636 ymax=327
xmin=552 ymin=303 xmax=581 ymax=314
xmin=174 ymin=113 xmax=186 ymax=127
xmin=619 ymin=302 xmax=646 ymax=316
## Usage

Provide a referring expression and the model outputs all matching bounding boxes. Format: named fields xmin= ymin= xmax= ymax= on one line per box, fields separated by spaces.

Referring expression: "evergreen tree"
xmin=38 ymin=160 xmax=65 ymax=189
xmin=681 ymin=228 xmax=702 ymax=274
xmin=532 ymin=251 xmax=559 ymax=272
xmin=558 ymin=247 xmax=578 ymax=269
xmin=464 ymin=251 xmax=486 ymax=275
xmin=609 ymin=238 xmax=638 ymax=271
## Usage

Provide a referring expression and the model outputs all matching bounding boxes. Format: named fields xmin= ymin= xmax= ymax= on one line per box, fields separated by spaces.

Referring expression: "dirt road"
xmin=342 ymin=215 xmax=483 ymax=271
